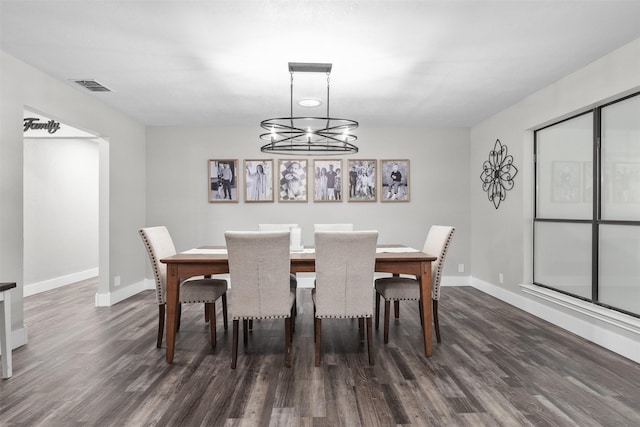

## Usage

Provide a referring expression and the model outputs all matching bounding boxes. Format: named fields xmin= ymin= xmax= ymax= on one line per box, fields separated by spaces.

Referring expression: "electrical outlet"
xmin=499 ymin=273 xmax=504 ymax=284
xmin=114 ymin=275 xmax=121 ymax=287
xmin=458 ymin=263 xmax=464 ymax=273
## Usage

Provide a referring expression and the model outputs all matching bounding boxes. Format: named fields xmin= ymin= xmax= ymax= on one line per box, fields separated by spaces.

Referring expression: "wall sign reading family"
xmin=208 ymin=158 xmax=409 ymax=203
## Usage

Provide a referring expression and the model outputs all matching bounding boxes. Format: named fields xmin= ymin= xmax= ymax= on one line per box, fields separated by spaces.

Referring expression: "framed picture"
xmin=347 ymin=159 xmax=377 ymax=202
xmin=244 ymin=159 xmax=274 ymax=202
xmin=208 ymin=159 xmax=239 ymax=202
xmin=551 ymin=161 xmax=580 ymax=202
xmin=313 ymin=159 xmax=343 ymax=202
xmin=381 ymin=159 xmax=410 ymax=202
xmin=278 ymin=159 xmax=308 ymax=202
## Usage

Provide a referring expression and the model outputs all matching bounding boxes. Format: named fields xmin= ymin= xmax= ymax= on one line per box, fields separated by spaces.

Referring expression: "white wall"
xmin=0 ymin=51 xmax=146 ymax=346
xmin=145 ymin=126 xmax=472 ymax=279
xmin=23 ymin=137 xmax=99 ymax=293
xmin=470 ymin=37 xmax=640 ymax=362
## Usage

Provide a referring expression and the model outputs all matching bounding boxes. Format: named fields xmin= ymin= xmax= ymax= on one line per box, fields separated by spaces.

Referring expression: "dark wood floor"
xmin=1 ymin=279 xmax=639 ymax=426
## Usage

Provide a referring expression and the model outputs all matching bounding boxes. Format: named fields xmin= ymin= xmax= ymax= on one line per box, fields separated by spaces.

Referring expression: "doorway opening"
xmin=22 ymin=108 xmax=109 ymax=305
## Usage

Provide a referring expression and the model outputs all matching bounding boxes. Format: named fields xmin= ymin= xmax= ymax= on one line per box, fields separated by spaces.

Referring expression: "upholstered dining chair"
xmin=313 ymin=223 xmax=354 ymax=232
xmin=139 ymin=226 xmax=228 ymax=348
xmin=313 ymin=230 xmax=378 ymax=366
xmin=257 ymin=223 xmax=299 ymax=315
xmin=225 ymin=231 xmax=296 ymax=369
xmin=258 ymin=223 xmax=300 ymax=288
xmin=374 ymin=225 xmax=455 ymax=344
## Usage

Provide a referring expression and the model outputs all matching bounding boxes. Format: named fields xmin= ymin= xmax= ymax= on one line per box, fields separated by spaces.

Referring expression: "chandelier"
xmin=260 ymin=62 xmax=359 ymax=155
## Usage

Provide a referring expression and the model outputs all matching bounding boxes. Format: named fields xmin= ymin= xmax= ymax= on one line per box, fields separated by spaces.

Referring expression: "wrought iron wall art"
xmin=480 ymin=139 xmax=518 ymax=209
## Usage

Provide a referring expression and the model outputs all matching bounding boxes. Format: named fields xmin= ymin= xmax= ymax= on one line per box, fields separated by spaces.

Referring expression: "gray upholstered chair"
xmin=225 ymin=231 xmax=296 ymax=369
xmin=313 ymin=223 xmax=354 ymax=232
xmin=374 ymin=225 xmax=455 ymax=343
xmin=258 ymin=223 xmax=299 ymax=289
xmin=139 ymin=226 xmax=228 ymax=348
xmin=313 ymin=230 xmax=378 ymax=366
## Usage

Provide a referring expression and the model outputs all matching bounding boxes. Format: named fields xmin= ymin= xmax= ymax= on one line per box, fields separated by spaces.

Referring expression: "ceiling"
xmin=2 ymin=1 xmax=640 ymax=129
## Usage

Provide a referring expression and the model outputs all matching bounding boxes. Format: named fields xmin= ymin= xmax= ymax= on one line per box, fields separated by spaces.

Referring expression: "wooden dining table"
xmin=161 ymin=245 xmax=437 ymax=363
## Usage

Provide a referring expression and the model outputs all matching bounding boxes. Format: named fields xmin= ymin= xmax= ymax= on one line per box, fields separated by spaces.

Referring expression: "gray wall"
xmin=468 ymin=38 xmax=640 ymax=361
xmin=145 ymin=126 xmax=472 ymax=279
xmin=0 ymin=52 xmax=146 ymax=339
xmin=23 ymin=137 xmax=99 ymax=287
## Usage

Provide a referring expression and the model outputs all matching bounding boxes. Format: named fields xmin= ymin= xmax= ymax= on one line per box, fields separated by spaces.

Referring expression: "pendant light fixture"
xmin=260 ymin=62 xmax=359 ymax=155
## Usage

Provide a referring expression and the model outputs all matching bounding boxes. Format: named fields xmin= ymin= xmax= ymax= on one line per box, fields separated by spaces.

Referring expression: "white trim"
xmin=23 ymin=268 xmax=99 ymax=297
xmin=94 ymin=279 xmax=154 ymax=307
xmin=0 ymin=326 xmax=28 ymax=355
xmin=470 ymin=278 xmax=640 ymax=364
xmin=441 ymin=275 xmax=471 ymax=287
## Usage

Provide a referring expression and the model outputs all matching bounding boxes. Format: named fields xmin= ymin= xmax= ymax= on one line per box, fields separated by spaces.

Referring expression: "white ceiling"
xmin=2 ymin=1 xmax=640 ymax=128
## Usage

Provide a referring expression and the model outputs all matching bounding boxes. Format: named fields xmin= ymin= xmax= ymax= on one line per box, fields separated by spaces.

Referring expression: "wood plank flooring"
xmin=1 ymin=278 xmax=639 ymax=426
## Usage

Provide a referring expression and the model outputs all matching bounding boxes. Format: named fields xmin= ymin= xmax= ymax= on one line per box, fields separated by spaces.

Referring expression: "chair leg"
xmin=291 ymin=304 xmax=296 ymax=334
xmin=157 ymin=304 xmax=165 ymax=348
xmin=375 ymin=292 xmax=380 ymax=330
xmin=231 ymin=319 xmax=239 ymax=369
xmin=394 ymin=301 xmax=400 ymax=318
xmin=384 ymin=300 xmax=390 ymax=344
xmin=249 ymin=319 xmax=253 ymax=330
xmin=243 ymin=319 xmax=249 ymax=347
xmin=418 ymin=300 xmax=424 ymax=329
xmin=204 ymin=304 xmax=209 ymax=322
xmin=206 ymin=302 xmax=216 ymax=347
xmin=176 ymin=303 xmax=182 ymax=332
xmin=433 ymin=299 xmax=441 ymax=343
xmin=366 ymin=317 xmax=374 ymax=365
xmin=358 ymin=318 xmax=365 ymax=341
xmin=314 ymin=318 xmax=322 ymax=367
xmin=222 ymin=294 xmax=228 ymax=330
xmin=285 ymin=317 xmax=292 ymax=367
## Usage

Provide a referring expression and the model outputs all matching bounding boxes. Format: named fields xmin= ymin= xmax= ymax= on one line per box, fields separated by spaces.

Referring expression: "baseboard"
xmin=0 ymin=326 xmax=28 ymax=354
xmin=24 ymin=268 xmax=99 ymax=297
xmin=94 ymin=279 xmax=154 ymax=307
xmin=470 ymin=278 xmax=640 ymax=364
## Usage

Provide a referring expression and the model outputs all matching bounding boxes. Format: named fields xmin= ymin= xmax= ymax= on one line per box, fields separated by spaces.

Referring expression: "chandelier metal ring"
xmin=259 ymin=62 xmax=359 ymax=155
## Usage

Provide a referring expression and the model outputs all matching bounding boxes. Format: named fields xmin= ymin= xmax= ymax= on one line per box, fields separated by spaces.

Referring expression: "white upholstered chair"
xmin=313 ymin=223 xmax=354 ymax=232
xmin=225 ymin=231 xmax=296 ymax=369
xmin=374 ymin=225 xmax=455 ymax=343
xmin=139 ymin=226 xmax=228 ymax=348
xmin=313 ymin=230 xmax=378 ymax=366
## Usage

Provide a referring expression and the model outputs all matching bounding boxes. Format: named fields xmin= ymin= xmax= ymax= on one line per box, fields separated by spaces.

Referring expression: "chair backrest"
xmin=225 ymin=231 xmax=292 ymax=318
xmin=314 ymin=231 xmax=378 ymax=318
xmin=422 ymin=225 xmax=455 ymax=301
xmin=314 ymin=223 xmax=354 ymax=232
xmin=258 ymin=223 xmax=299 ymax=231
xmin=139 ymin=226 xmax=177 ymax=305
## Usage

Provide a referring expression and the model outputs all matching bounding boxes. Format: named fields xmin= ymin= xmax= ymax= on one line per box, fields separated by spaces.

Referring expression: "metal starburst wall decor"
xmin=480 ymin=139 xmax=518 ymax=209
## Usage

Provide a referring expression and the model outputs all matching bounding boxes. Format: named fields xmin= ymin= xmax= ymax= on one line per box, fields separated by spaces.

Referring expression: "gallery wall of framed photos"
xmin=208 ymin=158 xmax=410 ymax=203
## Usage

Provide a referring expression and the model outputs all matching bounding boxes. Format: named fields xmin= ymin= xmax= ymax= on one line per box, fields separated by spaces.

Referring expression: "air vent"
xmin=74 ymin=80 xmax=111 ymax=92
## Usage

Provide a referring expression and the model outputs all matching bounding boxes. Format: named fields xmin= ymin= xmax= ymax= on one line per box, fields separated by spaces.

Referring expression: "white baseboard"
xmin=0 ymin=326 xmax=28 ymax=354
xmin=470 ymin=278 xmax=640 ymax=364
xmin=24 ymin=268 xmax=99 ymax=297
xmin=94 ymin=279 xmax=154 ymax=307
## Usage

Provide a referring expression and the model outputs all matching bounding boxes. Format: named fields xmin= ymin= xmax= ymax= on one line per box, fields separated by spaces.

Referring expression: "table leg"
xmin=0 ymin=289 xmax=12 ymax=378
xmin=418 ymin=261 xmax=433 ymax=357
xmin=166 ymin=264 xmax=180 ymax=363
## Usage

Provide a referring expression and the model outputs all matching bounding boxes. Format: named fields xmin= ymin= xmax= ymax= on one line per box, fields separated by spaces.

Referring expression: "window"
xmin=534 ymin=93 xmax=640 ymax=317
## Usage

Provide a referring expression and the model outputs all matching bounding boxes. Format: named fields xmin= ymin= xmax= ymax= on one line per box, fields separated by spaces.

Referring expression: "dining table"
xmin=161 ymin=245 xmax=437 ymax=363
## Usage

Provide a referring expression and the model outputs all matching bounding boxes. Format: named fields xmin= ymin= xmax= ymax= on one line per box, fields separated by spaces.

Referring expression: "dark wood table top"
xmin=0 ymin=282 xmax=17 ymax=292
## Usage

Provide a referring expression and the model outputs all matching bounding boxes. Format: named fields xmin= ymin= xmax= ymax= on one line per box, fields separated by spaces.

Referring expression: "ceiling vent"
xmin=73 ymin=80 xmax=111 ymax=92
